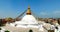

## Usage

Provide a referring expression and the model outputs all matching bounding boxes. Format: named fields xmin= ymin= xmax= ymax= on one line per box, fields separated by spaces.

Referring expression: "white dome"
xmin=20 ymin=15 xmax=38 ymax=24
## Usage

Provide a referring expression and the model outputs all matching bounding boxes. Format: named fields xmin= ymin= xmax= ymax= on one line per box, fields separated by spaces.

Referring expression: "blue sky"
xmin=0 ymin=0 xmax=60 ymax=18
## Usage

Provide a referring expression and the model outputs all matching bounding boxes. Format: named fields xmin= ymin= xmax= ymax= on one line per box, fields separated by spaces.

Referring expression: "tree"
xmin=29 ymin=29 xmax=33 ymax=32
xmin=5 ymin=17 xmax=13 ymax=23
xmin=5 ymin=30 xmax=10 ymax=32
xmin=0 ymin=28 xmax=1 ymax=30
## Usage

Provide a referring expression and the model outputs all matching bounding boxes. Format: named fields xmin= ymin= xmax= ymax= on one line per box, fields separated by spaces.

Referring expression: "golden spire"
xmin=26 ymin=5 xmax=31 ymax=15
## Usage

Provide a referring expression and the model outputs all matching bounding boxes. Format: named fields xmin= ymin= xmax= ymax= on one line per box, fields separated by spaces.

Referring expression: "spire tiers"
xmin=26 ymin=6 xmax=31 ymax=15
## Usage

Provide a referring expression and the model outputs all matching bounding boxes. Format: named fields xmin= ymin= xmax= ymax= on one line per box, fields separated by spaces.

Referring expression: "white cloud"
xmin=40 ymin=12 xmax=47 ymax=15
xmin=53 ymin=11 xmax=60 ymax=15
xmin=39 ymin=11 xmax=60 ymax=18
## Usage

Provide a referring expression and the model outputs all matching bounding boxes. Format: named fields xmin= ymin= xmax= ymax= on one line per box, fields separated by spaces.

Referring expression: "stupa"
xmin=10 ymin=6 xmax=39 ymax=28
xmin=20 ymin=6 xmax=38 ymax=24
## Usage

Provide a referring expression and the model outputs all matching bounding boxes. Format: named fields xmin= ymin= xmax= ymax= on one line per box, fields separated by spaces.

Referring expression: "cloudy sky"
xmin=0 ymin=0 xmax=60 ymax=18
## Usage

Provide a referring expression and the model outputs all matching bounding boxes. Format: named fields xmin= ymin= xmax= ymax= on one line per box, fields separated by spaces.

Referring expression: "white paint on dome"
xmin=21 ymin=15 xmax=38 ymax=24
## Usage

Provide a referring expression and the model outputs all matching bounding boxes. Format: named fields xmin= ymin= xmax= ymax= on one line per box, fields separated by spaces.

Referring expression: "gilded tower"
xmin=26 ymin=6 xmax=31 ymax=15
